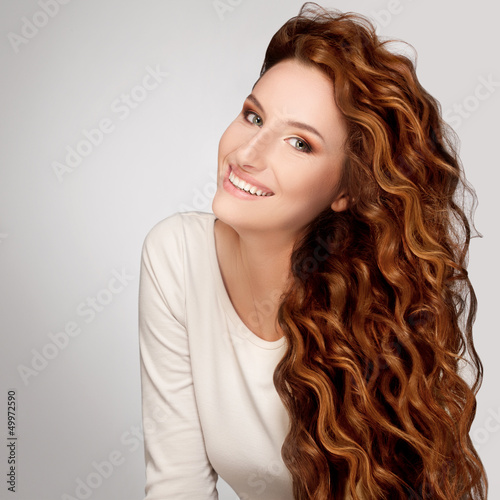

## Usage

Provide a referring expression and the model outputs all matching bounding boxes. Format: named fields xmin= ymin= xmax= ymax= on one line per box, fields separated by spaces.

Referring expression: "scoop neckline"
xmin=206 ymin=214 xmax=286 ymax=350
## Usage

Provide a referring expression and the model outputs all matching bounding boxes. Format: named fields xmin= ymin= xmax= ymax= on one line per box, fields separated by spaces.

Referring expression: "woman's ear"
xmin=331 ymin=192 xmax=349 ymax=212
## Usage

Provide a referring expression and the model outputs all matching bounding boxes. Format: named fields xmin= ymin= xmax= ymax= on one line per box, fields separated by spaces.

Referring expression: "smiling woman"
xmin=138 ymin=2 xmax=487 ymax=499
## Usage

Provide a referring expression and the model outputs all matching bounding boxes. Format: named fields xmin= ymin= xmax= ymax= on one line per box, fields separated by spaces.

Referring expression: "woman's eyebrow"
xmin=245 ymin=93 xmax=325 ymax=143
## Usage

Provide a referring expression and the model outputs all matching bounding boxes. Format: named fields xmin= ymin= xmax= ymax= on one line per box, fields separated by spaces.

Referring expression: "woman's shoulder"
xmin=143 ymin=212 xmax=215 ymax=270
xmin=143 ymin=211 xmax=215 ymax=250
xmin=140 ymin=212 xmax=216 ymax=305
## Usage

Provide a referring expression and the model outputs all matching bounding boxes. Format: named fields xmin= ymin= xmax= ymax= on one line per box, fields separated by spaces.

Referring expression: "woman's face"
xmin=212 ymin=58 xmax=348 ymax=238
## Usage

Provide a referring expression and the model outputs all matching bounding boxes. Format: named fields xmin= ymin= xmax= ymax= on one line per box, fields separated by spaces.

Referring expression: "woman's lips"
xmin=224 ymin=165 xmax=274 ymax=198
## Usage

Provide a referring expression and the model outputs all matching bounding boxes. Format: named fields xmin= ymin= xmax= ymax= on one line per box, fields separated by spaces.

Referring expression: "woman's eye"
xmin=244 ymin=111 xmax=263 ymax=127
xmin=286 ymin=137 xmax=312 ymax=153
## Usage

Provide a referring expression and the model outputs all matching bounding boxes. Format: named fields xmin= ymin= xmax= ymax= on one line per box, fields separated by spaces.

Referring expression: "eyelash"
xmin=242 ymin=109 xmax=313 ymax=154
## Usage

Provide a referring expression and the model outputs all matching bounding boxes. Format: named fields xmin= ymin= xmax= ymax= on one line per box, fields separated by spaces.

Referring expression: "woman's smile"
xmin=223 ymin=164 xmax=274 ymax=198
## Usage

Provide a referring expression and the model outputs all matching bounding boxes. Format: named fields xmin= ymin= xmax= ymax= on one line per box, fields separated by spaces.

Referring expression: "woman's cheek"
xmin=217 ymin=120 xmax=243 ymax=160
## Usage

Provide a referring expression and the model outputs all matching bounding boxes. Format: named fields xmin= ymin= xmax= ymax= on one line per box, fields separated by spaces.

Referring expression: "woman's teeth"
xmin=229 ymin=171 xmax=273 ymax=196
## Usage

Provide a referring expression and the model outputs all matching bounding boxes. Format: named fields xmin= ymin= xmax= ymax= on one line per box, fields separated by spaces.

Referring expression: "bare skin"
xmin=214 ymin=217 xmax=290 ymax=341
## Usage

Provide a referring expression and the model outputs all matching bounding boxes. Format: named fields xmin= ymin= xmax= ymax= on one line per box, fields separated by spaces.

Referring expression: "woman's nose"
xmin=235 ymin=127 xmax=274 ymax=170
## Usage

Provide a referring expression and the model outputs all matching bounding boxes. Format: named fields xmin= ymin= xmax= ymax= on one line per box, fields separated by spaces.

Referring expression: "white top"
xmin=139 ymin=211 xmax=294 ymax=500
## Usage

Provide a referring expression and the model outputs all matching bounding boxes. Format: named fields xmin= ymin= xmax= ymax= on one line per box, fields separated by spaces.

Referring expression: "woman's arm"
xmin=139 ymin=220 xmax=219 ymax=499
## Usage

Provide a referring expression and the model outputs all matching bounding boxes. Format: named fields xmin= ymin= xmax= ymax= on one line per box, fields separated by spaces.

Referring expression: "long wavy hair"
xmin=265 ymin=3 xmax=487 ymax=499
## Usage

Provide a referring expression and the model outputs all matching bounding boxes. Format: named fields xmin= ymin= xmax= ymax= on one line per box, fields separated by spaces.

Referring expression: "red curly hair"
xmin=264 ymin=3 xmax=487 ymax=499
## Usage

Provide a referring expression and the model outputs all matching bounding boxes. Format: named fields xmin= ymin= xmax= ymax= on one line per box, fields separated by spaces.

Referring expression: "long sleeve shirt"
xmin=139 ymin=211 xmax=294 ymax=500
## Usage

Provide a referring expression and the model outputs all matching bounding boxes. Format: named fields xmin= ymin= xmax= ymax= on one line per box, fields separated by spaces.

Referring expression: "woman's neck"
xmin=214 ymin=218 xmax=297 ymax=341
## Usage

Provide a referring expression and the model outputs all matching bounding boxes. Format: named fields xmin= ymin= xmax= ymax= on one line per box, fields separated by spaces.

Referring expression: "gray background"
xmin=0 ymin=1 xmax=498 ymax=499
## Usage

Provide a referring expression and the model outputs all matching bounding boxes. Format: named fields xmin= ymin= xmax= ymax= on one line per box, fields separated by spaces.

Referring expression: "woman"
xmin=139 ymin=3 xmax=487 ymax=499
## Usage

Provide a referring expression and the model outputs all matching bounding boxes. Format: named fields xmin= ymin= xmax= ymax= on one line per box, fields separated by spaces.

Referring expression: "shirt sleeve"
xmin=139 ymin=217 xmax=219 ymax=500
